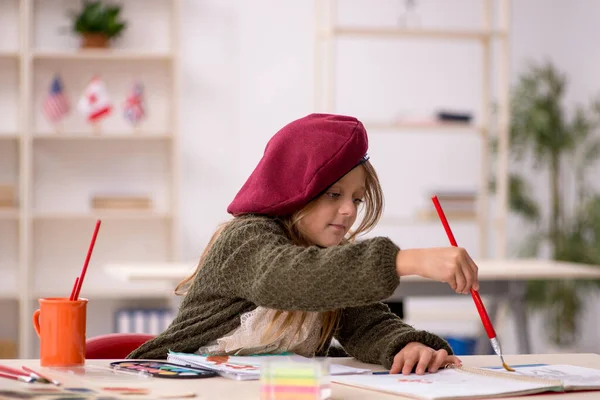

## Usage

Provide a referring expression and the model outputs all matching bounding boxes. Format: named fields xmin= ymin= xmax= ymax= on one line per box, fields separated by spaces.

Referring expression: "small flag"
xmin=77 ymin=76 xmax=112 ymax=123
xmin=123 ymin=81 xmax=145 ymax=126
xmin=42 ymin=74 xmax=70 ymax=123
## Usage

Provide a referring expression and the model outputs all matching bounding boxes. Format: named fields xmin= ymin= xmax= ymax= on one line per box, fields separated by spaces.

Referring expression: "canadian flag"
xmin=77 ymin=76 xmax=112 ymax=122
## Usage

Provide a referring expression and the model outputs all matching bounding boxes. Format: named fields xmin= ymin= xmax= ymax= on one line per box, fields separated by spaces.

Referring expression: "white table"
xmin=104 ymin=258 xmax=600 ymax=355
xmin=2 ymin=353 xmax=600 ymax=399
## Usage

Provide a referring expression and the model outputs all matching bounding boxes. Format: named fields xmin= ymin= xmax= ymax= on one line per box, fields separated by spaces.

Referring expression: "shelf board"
xmin=0 ymin=287 xmax=18 ymax=300
xmin=33 ymin=282 xmax=175 ymax=300
xmin=32 ymin=49 xmax=173 ymax=61
xmin=33 ymin=133 xmax=172 ymax=141
xmin=0 ymin=51 xmax=19 ymax=60
xmin=0 ymin=209 xmax=19 ymax=220
xmin=33 ymin=211 xmax=172 ymax=221
xmin=0 ymin=133 xmax=20 ymax=140
xmin=379 ymin=212 xmax=478 ymax=226
xmin=366 ymin=121 xmax=481 ymax=133
xmin=331 ymin=27 xmax=507 ymax=41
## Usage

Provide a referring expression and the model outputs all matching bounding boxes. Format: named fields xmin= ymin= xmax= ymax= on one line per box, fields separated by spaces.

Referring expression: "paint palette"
xmin=109 ymin=361 xmax=218 ymax=379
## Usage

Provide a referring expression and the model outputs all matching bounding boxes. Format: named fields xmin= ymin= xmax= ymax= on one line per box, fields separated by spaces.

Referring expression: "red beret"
xmin=227 ymin=113 xmax=369 ymax=216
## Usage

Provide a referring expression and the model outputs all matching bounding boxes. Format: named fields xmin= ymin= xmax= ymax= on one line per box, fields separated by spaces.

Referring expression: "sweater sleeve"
xmin=206 ymin=216 xmax=401 ymax=312
xmin=334 ymin=302 xmax=454 ymax=370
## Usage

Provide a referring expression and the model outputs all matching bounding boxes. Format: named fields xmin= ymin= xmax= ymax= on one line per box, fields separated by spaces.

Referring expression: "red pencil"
xmin=431 ymin=195 xmax=514 ymax=372
xmin=70 ymin=220 xmax=102 ymax=301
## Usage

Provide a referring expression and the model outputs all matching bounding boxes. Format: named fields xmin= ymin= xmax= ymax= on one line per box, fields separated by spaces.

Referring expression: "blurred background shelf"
xmin=32 ymin=133 xmax=172 ymax=141
xmin=0 ymin=209 xmax=20 ymax=220
xmin=2 ymin=0 xmax=182 ymax=358
xmin=314 ymin=0 xmax=510 ymax=259
xmin=0 ymin=134 xmax=20 ymax=141
xmin=364 ymin=121 xmax=483 ymax=134
xmin=0 ymin=51 xmax=19 ymax=60
xmin=331 ymin=27 xmax=507 ymax=40
xmin=32 ymin=211 xmax=172 ymax=221
xmin=32 ymin=50 xmax=173 ymax=61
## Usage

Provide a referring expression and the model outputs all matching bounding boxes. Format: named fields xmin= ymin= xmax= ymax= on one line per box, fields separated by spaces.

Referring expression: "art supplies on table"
xmin=331 ymin=364 xmax=600 ymax=400
xmin=166 ymin=351 xmax=371 ymax=381
xmin=260 ymin=357 xmax=331 ymax=400
xmin=48 ymin=364 xmax=153 ymax=385
xmin=109 ymin=361 xmax=218 ymax=379
xmin=0 ymin=364 xmax=59 ymax=385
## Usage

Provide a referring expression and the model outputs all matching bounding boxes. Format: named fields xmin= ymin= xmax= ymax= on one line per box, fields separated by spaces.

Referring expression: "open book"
xmin=331 ymin=364 xmax=600 ymax=400
xmin=167 ymin=351 xmax=372 ymax=381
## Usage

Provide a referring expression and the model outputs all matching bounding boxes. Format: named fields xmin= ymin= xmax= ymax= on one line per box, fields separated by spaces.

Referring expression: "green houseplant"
xmin=69 ymin=0 xmax=127 ymax=48
xmin=494 ymin=61 xmax=600 ymax=347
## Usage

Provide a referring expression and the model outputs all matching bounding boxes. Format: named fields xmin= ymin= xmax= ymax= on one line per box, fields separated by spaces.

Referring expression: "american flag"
xmin=123 ymin=82 xmax=145 ymax=126
xmin=42 ymin=75 xmax=70 ymax=123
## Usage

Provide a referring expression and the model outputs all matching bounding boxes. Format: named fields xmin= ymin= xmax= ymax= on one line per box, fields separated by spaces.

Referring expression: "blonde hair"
xmin=175 ymin=160 xmax=384 ymax=353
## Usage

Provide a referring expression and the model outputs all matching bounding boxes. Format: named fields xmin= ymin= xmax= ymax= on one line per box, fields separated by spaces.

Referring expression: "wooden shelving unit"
xmin=0 ymin=0 xmax=182 ymax=358
xmin=313 ymin=0 xmax=511 ymax=260
xmin=32 ymin=49 xmax=173 ymax=61
xmin=32 ymin=133 xmax=172 ymax=141
xmin=330 ymin=26 xmax=507 ymax=40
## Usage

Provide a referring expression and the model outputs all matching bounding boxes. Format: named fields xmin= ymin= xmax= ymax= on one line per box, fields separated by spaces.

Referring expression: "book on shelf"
xmin=436 ymin=110 xmax=473 ymax=124
xmin=90 ymin=195 xmax=152 ymax=210
xmin=417 ymin=208 xmax=477 ymax=221
xmin=331 ymin=364 xmax=600 ymax=400
xmin=0 ymin=185 xmax=15 ymax=208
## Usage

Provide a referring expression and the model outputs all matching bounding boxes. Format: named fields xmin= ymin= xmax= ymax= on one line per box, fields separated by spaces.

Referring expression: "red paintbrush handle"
xmin=431 ymin=196 xmax=497 ymax=339
xmin=470 ymin=289 xmax=496 ymax=339
xmin=432 ymin=198 xmax=458 ymax=247
xmin=0 ymin=364 xmax=28 ymax=377
xmin=0 ymin=371 xmax=19 ymax=381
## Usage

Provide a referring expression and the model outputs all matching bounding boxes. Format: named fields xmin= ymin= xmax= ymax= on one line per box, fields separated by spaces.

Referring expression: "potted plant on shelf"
xmin=69 ymin=0 xmax=127 ymax=49
xmin=491 ymin=61 xmax=600 ymax=350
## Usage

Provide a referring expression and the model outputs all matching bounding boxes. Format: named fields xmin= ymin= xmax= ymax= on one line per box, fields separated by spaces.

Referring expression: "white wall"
xmin=176 ymin=0 xmax=600 ymax=355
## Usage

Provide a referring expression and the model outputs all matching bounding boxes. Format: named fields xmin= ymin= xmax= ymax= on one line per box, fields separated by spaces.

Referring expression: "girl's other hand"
xmin=390 ymin=342 xmax=462 ymax=375
xmin=395 ymin=247 xmax=480 ymax=294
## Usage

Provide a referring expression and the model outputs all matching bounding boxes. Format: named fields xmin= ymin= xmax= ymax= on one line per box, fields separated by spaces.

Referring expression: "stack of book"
xmin=0 ymin=185 xmax=15 ymax=208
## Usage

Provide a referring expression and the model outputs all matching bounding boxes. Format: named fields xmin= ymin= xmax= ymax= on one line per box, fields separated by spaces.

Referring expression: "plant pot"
xmin=81 ymin=33 xmax=109 ymax=49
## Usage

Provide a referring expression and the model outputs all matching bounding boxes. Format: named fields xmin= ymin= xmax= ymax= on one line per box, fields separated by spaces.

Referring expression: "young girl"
xmin=127 ymin=113 xmax=480 ymax=375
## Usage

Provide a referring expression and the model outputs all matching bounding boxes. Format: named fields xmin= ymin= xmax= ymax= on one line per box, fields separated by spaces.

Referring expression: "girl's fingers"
xmin=390 ymin=353 xmax=404 ymax=374
xmin=447 ymin=355 xmax=463 ymax=366
xmin=427 ymin=349 xmax=448 ymax=373
xmin=415 ymin=349 xmax=433 ymax=375
xmin=402 ymin=354 xmax=418 ymax=375
xmin=467 ymin=254 xmax=480 ymax=290
xmin=454 ymin=266 xmax=466 ymax=294
xmin=460 ymin=257 xmax=474 ymax=293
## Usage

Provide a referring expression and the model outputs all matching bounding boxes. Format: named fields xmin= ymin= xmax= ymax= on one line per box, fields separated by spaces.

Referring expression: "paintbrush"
xmin=431 ymin=195 xmax=515 ymax=372
xmin=0 ymin=371 xmax=36 ymax=383
xmin=22 ymin=366 xmax=61 ymax=386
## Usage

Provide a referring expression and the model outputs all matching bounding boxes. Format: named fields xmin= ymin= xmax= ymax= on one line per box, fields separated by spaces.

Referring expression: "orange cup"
xmin=32 ymin=297 xmax=88 ymax=367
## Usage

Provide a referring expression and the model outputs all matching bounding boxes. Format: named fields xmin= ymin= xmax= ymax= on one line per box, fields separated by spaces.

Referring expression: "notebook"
xmin=166 ymin=351 xmax=372 ymax=381
xmin=331 ymin=364 xmax=600 ymax=400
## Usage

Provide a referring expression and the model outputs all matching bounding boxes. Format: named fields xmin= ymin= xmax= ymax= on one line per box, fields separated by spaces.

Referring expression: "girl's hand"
xmin=395 ymin=247 xmax=480 ymax=294
xmin=390 ymin=342 xmax=462 ymax=375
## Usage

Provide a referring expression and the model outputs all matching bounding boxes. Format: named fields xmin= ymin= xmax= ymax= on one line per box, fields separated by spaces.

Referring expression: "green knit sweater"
xmin=126 ymin=215 xmax=453 ymax=369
